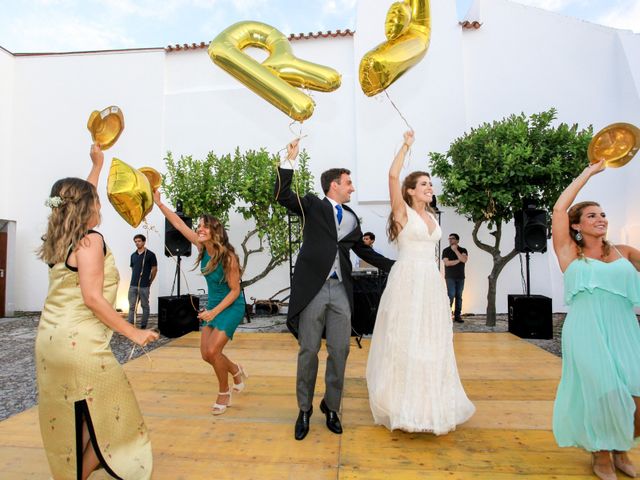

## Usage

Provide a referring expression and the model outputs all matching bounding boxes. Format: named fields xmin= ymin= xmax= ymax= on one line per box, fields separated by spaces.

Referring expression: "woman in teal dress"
xmin=154 ymin=191 xmax=247 ymax=415
xmin=552 ymin=158 xmax=640 ymax=480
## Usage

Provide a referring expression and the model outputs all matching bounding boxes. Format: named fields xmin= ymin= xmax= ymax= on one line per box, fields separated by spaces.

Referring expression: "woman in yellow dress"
xmin=35 ymin=144 xmax=159 ymax=480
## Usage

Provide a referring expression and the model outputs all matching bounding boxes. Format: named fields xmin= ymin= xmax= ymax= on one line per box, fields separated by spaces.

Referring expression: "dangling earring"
xmin=575 ymin=231 xmax=583 ymax=241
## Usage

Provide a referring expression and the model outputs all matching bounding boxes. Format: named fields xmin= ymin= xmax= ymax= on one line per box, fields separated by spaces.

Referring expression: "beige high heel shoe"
xmin=613 ymin=452 xmax=637 ymax=478
xmin=212 ymin=390 xmax=232 ymax=415
xmin=592 ymin=453 xmax=618 ymax=480
xmin=232 ymin=364 xmax=249 ymax=393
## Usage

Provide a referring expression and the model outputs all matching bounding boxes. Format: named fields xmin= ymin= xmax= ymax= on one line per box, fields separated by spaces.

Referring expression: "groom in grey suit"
xmin=275 ymin=139 xmax=394 ymax=440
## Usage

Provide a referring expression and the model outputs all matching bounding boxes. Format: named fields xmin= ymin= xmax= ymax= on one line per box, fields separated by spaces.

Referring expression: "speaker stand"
xmin=525 ymin=252 xmax=531 ymax=296
xmin=172 ymin=255 xmax=182 ymax=296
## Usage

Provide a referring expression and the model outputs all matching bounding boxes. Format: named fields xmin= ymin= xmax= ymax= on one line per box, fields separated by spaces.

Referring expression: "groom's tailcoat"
xmin=275 ymin=168 xmax=394 ymax=337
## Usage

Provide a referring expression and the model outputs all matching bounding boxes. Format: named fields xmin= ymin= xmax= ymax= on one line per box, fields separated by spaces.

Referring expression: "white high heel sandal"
xmin=232 ymin=364 xmax=249 ymax=393
xmin=212 ymin=390 xmax=232 ymax=415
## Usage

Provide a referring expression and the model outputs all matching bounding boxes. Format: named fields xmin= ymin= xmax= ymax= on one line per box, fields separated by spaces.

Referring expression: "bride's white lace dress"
xmin=366 ymin=205 xmax=475 ymax=433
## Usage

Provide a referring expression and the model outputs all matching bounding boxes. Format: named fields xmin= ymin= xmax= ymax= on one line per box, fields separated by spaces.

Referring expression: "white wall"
xmin=0 ymin=47 xmax=16 ymax=317
xmin=461 ymin=0 xmax=640 ymax=313
xmin=0 ymin=47 xmax=15 ymax=220
xmin=1 ymin=0 xmax=639 ymax=314
xmin=9 ymin=49 xmax=166 ymax=312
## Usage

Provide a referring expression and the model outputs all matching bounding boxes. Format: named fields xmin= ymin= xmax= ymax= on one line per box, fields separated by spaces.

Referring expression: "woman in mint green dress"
xmin=154 ymin=191 xmax=248 ymax=415
xmin=552 ymin=159 xmax=640 ymax=480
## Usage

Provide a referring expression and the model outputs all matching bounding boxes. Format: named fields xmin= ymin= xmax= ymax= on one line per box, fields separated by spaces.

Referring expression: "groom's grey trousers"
xmin=297 ymin=277 xmax=351 ymax=412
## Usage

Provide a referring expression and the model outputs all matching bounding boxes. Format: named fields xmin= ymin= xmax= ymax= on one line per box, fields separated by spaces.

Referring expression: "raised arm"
xmin=389 ymin=131 xmax=414 ymax=229
xmin=274 ymin=138 xmax=310 ymax=215
xmin=552 ymin=159 xmax=604 ymax=269
xmin=153 ymin=190 xmax=199 ymax=246
xmin=76 ymin=233 xmax=158 ymax=346
xmin=87 ymin=143 xmax=104 ymax=188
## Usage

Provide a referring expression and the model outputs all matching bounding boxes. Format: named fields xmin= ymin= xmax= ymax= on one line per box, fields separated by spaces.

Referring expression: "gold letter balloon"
xmin=359 ymin=0 xmax=431 ymax=97
xmin=107 ymin=159 xmax=159 ymax=227
xmin=208 ymin=21 xmax=342 ymax=122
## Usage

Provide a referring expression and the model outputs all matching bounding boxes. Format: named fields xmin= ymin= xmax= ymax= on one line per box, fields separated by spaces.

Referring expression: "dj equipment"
xmin=351 ymin=272 xmax=387 ymax=336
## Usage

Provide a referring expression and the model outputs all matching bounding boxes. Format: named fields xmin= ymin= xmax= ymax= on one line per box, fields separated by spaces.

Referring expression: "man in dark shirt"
xmin=128 ymin=234 xmax=158 ymax=329
xmin=357 ymin=232 xmax=378 ymax=269
xmin=442 ymin=233 xmax=468 ymax=323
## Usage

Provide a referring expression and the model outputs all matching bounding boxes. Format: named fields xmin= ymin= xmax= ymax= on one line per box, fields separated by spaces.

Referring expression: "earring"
xmin=575 ymin=231 xmax=583 ymax=241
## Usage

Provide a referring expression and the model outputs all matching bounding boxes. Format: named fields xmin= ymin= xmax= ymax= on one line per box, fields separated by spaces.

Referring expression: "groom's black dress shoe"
xmin=294 ymin=407 xmax=312 ymax=440
xmin=320 ymin=399 xmax=343 ymax=434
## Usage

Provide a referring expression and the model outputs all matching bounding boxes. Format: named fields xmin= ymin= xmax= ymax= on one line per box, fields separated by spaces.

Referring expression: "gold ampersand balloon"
xmin=359 ymin=0 xmax=431 ymax=96
xmin=107 ymin=159 xmax=158 ymax=227
xmin=209 ymin=21 xmax=342 ymax=122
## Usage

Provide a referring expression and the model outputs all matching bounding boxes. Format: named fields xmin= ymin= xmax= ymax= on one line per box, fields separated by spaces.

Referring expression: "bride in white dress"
xmin=366 ymin=131 xmax=475 ymax=433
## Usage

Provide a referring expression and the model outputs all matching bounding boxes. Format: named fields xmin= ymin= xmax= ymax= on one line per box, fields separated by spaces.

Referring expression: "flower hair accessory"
xmin=44 ymin=196 xmax=64 ymax=208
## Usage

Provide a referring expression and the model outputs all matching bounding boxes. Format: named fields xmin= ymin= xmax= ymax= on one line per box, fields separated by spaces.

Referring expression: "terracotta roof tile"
xmin=165 ymin=29 xmax=354 ymax=52
xmin=459 ymin=20 xmax=482 ymax=30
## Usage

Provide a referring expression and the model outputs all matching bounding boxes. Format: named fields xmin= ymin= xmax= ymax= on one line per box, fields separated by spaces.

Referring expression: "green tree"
xmin=429 ymin=109 xmax=592 ymax=326
xmin=161 ymin=148 xmax=314 ymax=288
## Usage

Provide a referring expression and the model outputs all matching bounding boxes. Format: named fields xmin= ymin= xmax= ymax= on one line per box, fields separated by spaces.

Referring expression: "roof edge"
xmin=165 ymin=29 xmax=355 ymax=52
xmin=11 ymin=46 xmax=165 ymax=57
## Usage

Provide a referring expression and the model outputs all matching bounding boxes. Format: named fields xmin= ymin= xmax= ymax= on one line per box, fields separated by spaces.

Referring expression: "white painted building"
xmin=0 ymin=0 xmax=639 ymax=317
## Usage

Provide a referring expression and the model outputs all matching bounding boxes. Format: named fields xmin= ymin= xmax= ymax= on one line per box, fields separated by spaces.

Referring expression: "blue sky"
xmin=0 ymin=0 xmax=638 ymax=53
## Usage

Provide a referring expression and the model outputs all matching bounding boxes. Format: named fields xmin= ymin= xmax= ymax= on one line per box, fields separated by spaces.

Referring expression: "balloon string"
xmin=275 ymin=125 xmax=307 ymax=233
xmin=126 ymin=217 xmax=199 ymax=364
xmin=384 ymin=89 xmax=413 ymax=132
xmin=124 ymin=219 xmax=164 ymax=368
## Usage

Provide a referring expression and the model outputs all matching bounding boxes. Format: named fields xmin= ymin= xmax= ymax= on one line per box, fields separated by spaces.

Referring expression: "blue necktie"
xmin=335 ymin=204 xmax=343 ymax=225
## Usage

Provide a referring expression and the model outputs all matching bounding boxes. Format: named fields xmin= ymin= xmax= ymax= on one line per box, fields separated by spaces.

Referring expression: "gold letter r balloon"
xmin=359 ymin=0 xmax=431 ymax=97
xmin=208 ymin=21 xmax=342 ymax=122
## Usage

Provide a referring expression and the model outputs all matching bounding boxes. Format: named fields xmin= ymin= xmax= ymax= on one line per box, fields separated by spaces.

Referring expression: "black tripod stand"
xmin=525 ymin=251 xmax=531 ymax=296
xmin=171 ymin=255 xmax=183 ymax=296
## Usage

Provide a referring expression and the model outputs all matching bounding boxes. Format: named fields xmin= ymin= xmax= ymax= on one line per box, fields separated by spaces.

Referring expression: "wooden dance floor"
xmin=1 ymin=332 xmax=635 ymax=479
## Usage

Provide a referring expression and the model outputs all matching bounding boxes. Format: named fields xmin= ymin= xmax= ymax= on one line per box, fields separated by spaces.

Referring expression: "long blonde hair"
xmin=37 ymin=178 xmax=100 ymax=265
xmin=567 ymin=201 xmax=611 ymax=259
xmin=194 ymin=214 xmax=242 ymax=282
xmin=387 ymin=171 xmax=434 ymax=242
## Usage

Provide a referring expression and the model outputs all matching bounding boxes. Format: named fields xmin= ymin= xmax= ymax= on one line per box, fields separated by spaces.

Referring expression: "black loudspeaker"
xmin=515 ymin=208 xmax=548 ymax=253
xmin=351 ymin=273 xmax=387 ymax=335
xmin=429 ymin=194 xmax=438 ymax=211
xmin=158 ymin=295 xmax=199 ymax=338
xmin=508 ymin=294 xmax=552 ymax=339
xmin=164 ymin=215 xmax=192 ymax=257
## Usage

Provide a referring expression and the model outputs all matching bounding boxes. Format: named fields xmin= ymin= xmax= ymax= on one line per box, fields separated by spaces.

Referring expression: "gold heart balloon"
xmin=359 ymin=0 xmax=431 ymax=97
xmin=107 ymin=158 xmax=154 ymax=227
xmin=588 ymin=122 xmax=640 ymax=168
xmin=209 ymin=21 xmax=342 ymax=122
xmin=139 ymin=167 xmax=162 ymax=190
xmin=87 ymin=106 xmax=125 ymax=150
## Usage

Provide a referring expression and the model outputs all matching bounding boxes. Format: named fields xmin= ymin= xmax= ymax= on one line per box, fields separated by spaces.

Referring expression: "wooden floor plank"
xmin=1 ymin=331 xmax=636 ymax=479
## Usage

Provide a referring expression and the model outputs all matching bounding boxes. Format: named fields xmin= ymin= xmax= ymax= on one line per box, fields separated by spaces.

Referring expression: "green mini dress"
xmin=553 ymin=255 xmax=640 ymax=451
xmin=201 ymin=251 xmax=245 ymax=339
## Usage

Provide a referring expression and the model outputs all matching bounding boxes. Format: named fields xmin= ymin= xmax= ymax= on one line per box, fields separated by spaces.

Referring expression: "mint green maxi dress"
xmin=553 ymin=254 xmax=640 ymax=452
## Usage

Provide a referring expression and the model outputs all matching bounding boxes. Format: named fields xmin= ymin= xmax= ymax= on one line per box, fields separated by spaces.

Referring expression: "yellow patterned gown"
xmin=35 ymin=236 xmax=153 ymax=479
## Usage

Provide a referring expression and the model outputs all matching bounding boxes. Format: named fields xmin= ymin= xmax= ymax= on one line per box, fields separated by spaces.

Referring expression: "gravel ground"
xmin=0 ymin=311 xmax=564 ymax=422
